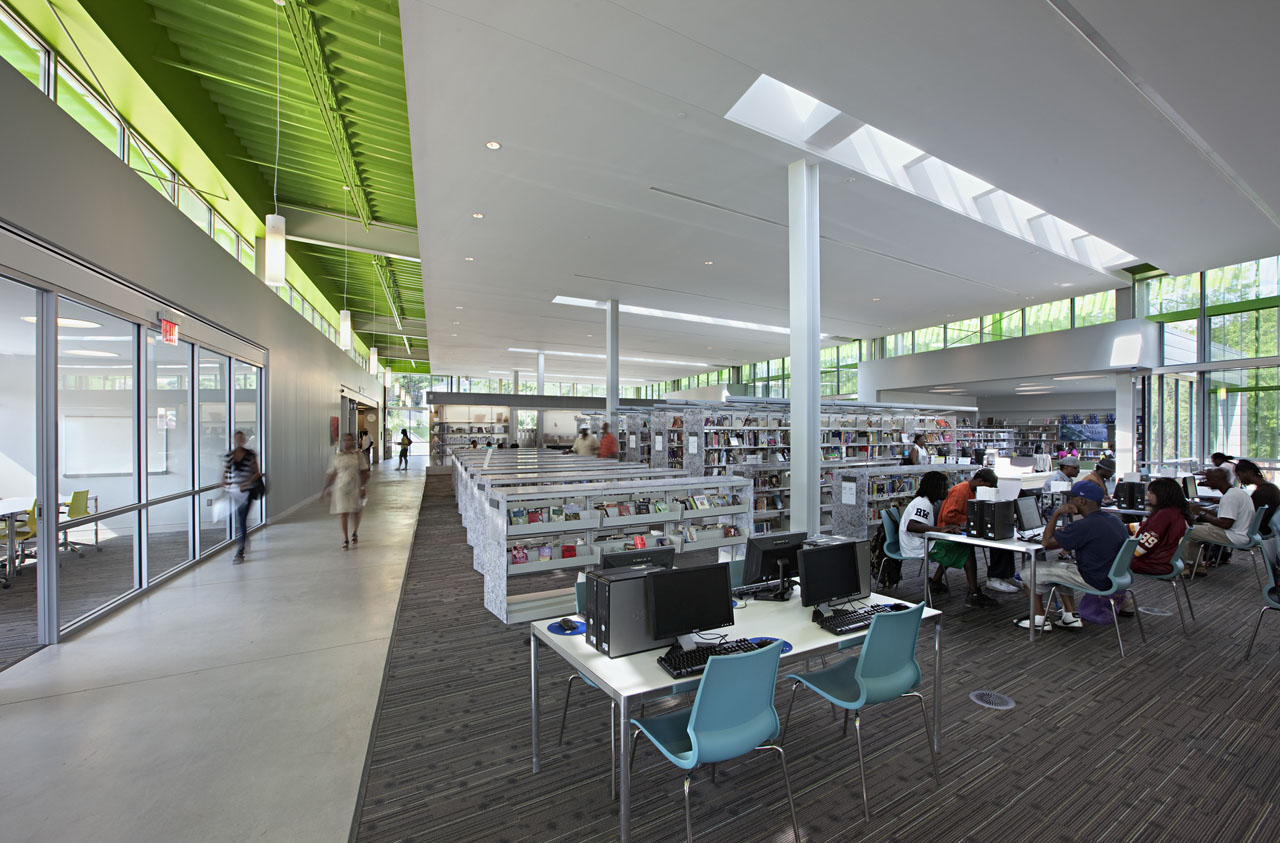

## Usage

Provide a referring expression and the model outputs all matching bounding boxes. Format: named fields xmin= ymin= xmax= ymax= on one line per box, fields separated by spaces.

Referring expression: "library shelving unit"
xmin=950 ymin=428 xmax=1016 ymax=457
xmin=430 ymin=404 xmax=511 ymax=464
xmin=1008 ymin=420 xmax=1061 ymax=456
xmin=616 ymin=411 xmax=653 ymax=464
xmin=830 ymin=463 xmax=977 ymax=541
xmin=476 ymin=474 xmax=753 ymax=623
xmin=731 ymin=458 xmax=890 ymax=536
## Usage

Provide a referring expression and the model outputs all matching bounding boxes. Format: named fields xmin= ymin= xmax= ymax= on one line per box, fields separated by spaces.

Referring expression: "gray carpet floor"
xmin=352 ymin=476 xmax=1280 ymax=842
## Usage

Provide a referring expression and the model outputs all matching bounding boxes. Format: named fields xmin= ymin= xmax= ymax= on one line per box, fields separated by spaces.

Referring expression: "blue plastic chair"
xmin=1198 ymin=508 xmax=1268 ymax=588
xmin=780 ymin=602 xmax=939 ymax=822
xmin=1042 ymin=537 xmax=1146 ymax=656
xmin=1131 ymin=531 xmax=1195 ymax=635
xmin=1244 ymin=543 xmax=1280 ymax=660
xmin=628 ymin=640 xmax=800 ymax=843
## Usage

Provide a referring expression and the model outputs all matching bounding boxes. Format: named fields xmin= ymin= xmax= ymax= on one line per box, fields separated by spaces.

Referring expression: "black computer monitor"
xmin=646 ymin=564 xmax=734 ymax=639
xmin=798 ymin=541 xmax=870 ymax=607
xmin=1183 ymin=475 xmax=1199 ymax=501
xmin=1014 ymin=496 xmax=1042 ymax=531
xmin=742 ymin=531 xmax=807 ymax=585
xmin=601 ymin=546 xmax=676 ymax=570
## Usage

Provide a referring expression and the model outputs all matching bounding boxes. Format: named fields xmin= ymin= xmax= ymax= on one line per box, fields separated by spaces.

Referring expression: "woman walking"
xmin=323 ymin=432 xmax=369 ymax=549
xmin=226 ymin=430 xmax=262 ymax=564
xmin=397 ymin=428 xmax=412 ymax=470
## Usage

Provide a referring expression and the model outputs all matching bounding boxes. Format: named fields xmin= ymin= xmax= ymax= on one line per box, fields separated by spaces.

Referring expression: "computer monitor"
xmin=646 ymin=564 xmax=734 ymax=640
xmin=1014 ymin=496 xmax=1042 ymax=531
xmin=742 ymin=531 xmax=807 ymax=585
xmin=1183 ymin=475 xmax=1199 ymax=501
xmin=601 ymin=546 xmax=676 ymax=570
xmin=798 ymin=540 xmax=870 ymax=607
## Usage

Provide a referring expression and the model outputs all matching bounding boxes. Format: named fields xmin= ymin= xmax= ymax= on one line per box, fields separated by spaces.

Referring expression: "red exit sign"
xmin=160 ymin=318 xmax=180 ymax=345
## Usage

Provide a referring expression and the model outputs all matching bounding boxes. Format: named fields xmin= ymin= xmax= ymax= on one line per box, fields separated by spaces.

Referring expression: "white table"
xmin=923 ymin=531 xmax=1045 ymax=642
xmin=0 ymin=497 xmax=35 ymax=574
xmin=530 ymin=590 xmax=943 ymax=843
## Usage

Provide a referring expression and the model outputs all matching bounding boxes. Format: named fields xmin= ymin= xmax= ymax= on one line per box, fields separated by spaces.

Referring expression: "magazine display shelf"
xmin=479 ymin=475 xmax=753 ymax=624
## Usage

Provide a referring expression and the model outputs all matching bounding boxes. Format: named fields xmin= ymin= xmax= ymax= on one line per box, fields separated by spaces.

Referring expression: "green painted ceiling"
xmin=80 ymin=0 xmax=421 ymax=360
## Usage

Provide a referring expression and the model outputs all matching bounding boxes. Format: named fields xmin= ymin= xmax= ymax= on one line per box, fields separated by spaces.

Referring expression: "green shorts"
xmin=928 ymin=539 xmax=971 ymax=570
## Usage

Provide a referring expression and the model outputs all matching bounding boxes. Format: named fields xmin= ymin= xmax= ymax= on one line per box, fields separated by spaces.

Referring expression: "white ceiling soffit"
xmin=620 ymin=0 xmax=1280 ymax=277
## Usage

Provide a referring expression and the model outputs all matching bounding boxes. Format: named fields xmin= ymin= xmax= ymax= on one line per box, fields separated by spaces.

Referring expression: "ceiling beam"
xmin=354 ymin=316 xmax=430 ymax=340
xmin=372 ymin=254 xmax=407 ymax=328
xmin=376 ymin=346 xmax=432 ymax=363
xmin=281 ymin=0 xmax=373 ymax=227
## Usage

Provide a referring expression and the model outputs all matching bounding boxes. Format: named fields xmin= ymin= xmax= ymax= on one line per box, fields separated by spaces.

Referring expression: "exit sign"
xmin=160 ymin=318 xmax=180 ymax=345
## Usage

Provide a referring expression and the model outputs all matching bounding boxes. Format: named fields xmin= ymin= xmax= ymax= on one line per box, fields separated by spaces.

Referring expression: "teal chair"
xmin=1244 ymin=545 xmax=1280 ymax=660
xmin=1192 ymin=508 xmax=1267 ymax=587
xmin=1042 ymin=537 xmax=1145 ymax=656
xmin=780 ymin=602 xmax=939 ymax=822
xmin=1130 ymin=531 xmax=1195 ymax=635
xmin=627 ymin=640 xmax=801 ymax=843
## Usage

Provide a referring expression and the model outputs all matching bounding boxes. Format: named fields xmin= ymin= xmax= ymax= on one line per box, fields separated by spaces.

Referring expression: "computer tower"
xmin=982 ymin=500 xmax=1015 ymax=540
xmin=1115 ymin=481 xmax=1145 ymax=510
xmin=585 ymin=565 xmax=675 ymax=658
xmin=966 ymin=500 xmax=985 ymax=536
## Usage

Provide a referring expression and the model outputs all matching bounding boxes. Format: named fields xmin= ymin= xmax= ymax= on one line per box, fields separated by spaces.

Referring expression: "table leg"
xmin=530 ymin=636 xmax=541 ymax=773
xmin=1026 ymin=551 xmax=1036 ymax=643
xmin=6 ymin=515 xmax=14 ymax=575
xmin=619 ymin=694 xmax=632 ymax=843
xmin=932 ymin=621 xmax=943 ymax=753
xmin=923 ymin=535 xmax=932 ymax=609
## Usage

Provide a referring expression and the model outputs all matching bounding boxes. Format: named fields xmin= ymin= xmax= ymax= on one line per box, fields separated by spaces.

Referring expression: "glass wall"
xmin=232 ymin=360 xmax=262 ymax=530
xmin=1207 ymin=367 xmax=1280 ymax=461
xmin=146 ymin=332 xmax=194 ymax=580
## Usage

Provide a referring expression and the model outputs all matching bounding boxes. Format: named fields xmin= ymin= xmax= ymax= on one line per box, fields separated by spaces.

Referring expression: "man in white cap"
xmin=1041 ymin=455 xmax=1080 ymax=495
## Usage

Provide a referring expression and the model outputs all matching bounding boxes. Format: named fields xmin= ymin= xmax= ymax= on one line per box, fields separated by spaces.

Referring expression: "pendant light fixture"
xmin=369 ymin=346 xmax=378 ymax=375
xmin=338 ymin=185 xmax=352 ymax=351
xmin=264 ymin=0 xmax=287 ymax=287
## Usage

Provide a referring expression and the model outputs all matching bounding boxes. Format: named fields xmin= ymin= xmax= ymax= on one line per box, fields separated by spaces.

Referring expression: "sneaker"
xmin=1057 ymin=611 xmax=1083 ymax=629
xmin=1014 ymin=615 xmax=1053 ymax=631
xmin=1117 ymin=591 xmax=1135 ymax=617
xmin=987 ymin=577 xmax=1020 ymax=593
xmin=929 ymin=579 xmax=950 ymax=594
xmin=965 ymin=591 xmax=999 ymax=608
xmin=232 ymin=553 xmax=245 ymax=565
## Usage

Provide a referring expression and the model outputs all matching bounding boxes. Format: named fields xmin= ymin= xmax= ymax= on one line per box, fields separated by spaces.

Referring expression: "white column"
xmin=788 ymin=158 xmax=821 ymax=536
xmin=605 ymin=298 xmax=620 ymax=433
xmin=36 ymin=291 xmax=60 ymax=644
xmin=1115 ymin=373 xmax=1135 ymax=475
xmin=536 ymin=352 xmax=546 ymax=449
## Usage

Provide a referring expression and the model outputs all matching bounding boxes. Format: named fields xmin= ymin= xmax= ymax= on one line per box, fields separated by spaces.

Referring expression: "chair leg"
xmin=781 ymin=681 xmax=800 ymax=744
xmin=1180 ymin=574 xmax=1196 ymax=621
xmin=710 ymin=763 xmax=717 ymax=784
xmin=1170 ymin=579 xmax=1188 ymax=635
xmin=1109 ymin=599 xmax=1126 ymax=657
xmin=1245 ymin=606 xmax=1272 ymax=660
xmin=842 ymin=709 xmax=850 ymax=738
xmin=629 ymin=728 xmax=640 ymax=776
xmin=852 ymin=710 xmax=870 ymax=822
xmin=758 ymin=744 xmax=803 ymax=843
xmin=683 ymin=773 xmax=694 ymax=843
xmin=1251 ymin=549 xmax=1264 ymax=589
xmin=557 ymin=674 xmax=579 ymax=746
xmin=1130 ymin=589 xmax=1147 ymax=643
xmin=906 ymin=692 xmax=941 ymax=784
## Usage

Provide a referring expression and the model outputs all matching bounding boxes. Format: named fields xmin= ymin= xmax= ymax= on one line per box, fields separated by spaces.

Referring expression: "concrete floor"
xmin=0 ymin=460 xmax=424 ymax=843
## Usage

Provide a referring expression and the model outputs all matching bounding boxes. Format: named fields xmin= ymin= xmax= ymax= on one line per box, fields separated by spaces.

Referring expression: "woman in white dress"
xmin=323 ymin=432 xmax=369 ymax=549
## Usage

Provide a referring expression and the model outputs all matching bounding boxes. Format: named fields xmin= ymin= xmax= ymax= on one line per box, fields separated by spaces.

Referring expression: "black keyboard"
xmin=731 ymin=580 xmax=782 ymax=598
xmin=656 ymin=638 xmax=763 ymax=678
xmin=818 ymin=604 xmax=895 ymax=635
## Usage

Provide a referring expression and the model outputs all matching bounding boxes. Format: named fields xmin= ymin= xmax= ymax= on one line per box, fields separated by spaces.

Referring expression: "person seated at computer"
xmin=1126 ymin=477 xmax=1191 ymax=576
xmin=1082 ymin=457 xmax=1117 ymax=502
xmin=1236 ymin=460 xmax=1279 ymax=541
xmin=927 ymin=468 xmax=1000 ymax=607
xmin=907 ymin=433 xmax=931 ymax=465
xmin=1017 ymin=480 xmax=1127 ymax=631
xmin=1041 ymin=455 xmax=1080 ymax=494
xmin=900 ymin=470 xmax=951 ymax=560
xmin=1181 ymin=467 xmax=1255 ymax=578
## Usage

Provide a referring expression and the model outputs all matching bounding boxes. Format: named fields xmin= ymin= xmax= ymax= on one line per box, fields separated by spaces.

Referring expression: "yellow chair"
xmin=61 ymin=490 xmax=98 ymax=556
xmin=0 ymin=500 xmax=36 ymax=576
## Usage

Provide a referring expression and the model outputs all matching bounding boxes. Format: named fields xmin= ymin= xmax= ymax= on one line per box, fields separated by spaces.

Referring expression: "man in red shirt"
xmin=929 ymin=468 xmax=999 ymax=608
xmin=597 ymin=422 xmax=619 ymax=459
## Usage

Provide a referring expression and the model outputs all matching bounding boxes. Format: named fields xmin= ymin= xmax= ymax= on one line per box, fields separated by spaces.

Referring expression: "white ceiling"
xmin=401 ymin=0 xmax=1280 ymax=382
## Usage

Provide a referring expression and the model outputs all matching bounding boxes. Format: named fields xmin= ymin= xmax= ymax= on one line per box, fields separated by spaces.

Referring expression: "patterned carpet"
xmin=352 ymin=476 xmax=1280 ymax=842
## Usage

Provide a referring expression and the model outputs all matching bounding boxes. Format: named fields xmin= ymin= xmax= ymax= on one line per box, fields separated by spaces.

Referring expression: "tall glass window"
xmin=177 ymin=184 xmax=211 ymax=233
xmin=55 ymin=64 xmax=121 ymax=154
xmin=147 ymin=333 xmax=193 ymax=499
xmin=914 ymin=326 xmax=944 ymax=353
xmin=232 ymin=360 xmax=262 ymax=529
xmin=885 ymin=332 xmax=912 ymax=357
xmin=1207 ymin=367 xmax=1280 ymax=461
xmin=128 ymin=136 xmax=174 ymax=200
xmin=212 ymin=214 xmax=237 ymax=256
xmin=57 ymin=299 xmax=139 ymax=628
xmin=197 ymin=349 xmax=229 ymax=553
xmin=945 ymin=318 xmax=980 ymax=348
xmin=0 ymin=6 xmax=44 ymax=89
xmin=1025 ymin=299 xmax=1072 ymax=335
xmin=1073 ymin=290 xmax=1115 ymax=327
xmin=984 ymin=310 xmax=1022 ymax=341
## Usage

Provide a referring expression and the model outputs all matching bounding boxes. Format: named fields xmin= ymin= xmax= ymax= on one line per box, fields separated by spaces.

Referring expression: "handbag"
xmin=249 ymin=475 xmax=268 ymax=501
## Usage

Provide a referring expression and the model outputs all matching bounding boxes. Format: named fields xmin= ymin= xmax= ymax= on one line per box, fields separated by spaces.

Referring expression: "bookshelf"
xmin=830 ymin=464 xmax=976 ymax=541
xmin=429 ymin=404 xmax=511 ymax=464
xmin=949 ymin=427 xmax=1015 ymax=457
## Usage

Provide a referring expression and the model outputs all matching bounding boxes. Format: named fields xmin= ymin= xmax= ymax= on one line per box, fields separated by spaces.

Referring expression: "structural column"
xmin=536 ymin=352 xmax=546 ymax=449
xmin=605 ymin=298 xmax=620 ymax=433
xmin=1114 ymin=373 xmax=1136 ymax=476
xmin=788 ymin=158 xmax=821 ymax=535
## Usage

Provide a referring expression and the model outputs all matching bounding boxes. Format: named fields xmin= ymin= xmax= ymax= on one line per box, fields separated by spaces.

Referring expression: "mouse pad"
xmin=547 ymin=620 xmax=586 ymax=636
xmin=749 ymin=636 xmax=793 ymax=654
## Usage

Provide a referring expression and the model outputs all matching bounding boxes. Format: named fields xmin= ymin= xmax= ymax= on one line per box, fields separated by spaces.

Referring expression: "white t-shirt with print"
xmin=899 ymin=495 xmax=935 ymax=559
xmin=1217 ymin=486 xmax=1255 ymax=545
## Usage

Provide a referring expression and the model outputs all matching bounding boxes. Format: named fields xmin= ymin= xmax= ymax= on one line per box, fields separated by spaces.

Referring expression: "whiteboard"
xmin=64 ymin=416 xmax=132 ymax=475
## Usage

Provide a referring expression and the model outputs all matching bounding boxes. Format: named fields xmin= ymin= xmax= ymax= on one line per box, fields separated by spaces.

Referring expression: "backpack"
xmin=869 ymin=522 xmax=902 ymax=590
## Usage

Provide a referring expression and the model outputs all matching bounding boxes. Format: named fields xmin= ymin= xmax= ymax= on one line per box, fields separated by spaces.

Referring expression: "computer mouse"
xmin=889 ymin=603 xmax=910 ymax=612
xmin=558 ymin=618 xmax=578 ymax=632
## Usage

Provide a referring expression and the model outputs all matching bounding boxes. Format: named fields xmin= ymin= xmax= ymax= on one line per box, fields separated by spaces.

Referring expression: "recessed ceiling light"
xmin=1025 ymin=296 xmax=1034 ymax=300
xmin=552 ymin=296 xmax=834 ymax=338
xmin=871 ymin=297 xmax=880 ymax=302
xmin=64 ymin=349 xmax=117 ymax=358
xmin=846 ymin=177 xmax=856 ymax=183
xmin=1052 ymin=374 xmax=1107 ymax=381
xmin=464 ymin=257 xmax=475 ymax=261
xmin=485 ymin=141 xmax=501 ymax=150
xmin=342 ymin=185 xmax=350 ymax=191
xmin=1015 ymin=389 xmax=1054 ymax=395
xmin=945 ymin=313 xmax=953 ymax=318
xmin=1018 ymin=383 xmax=1042 ymax=386
xmin=455 ymin=306 xmax=463 ymax=310
xmin=508 ymin=347 xmax=707 ymax=367
xmin=704 ymin=261 xmax=713 ymax=265
xmin=706 ymin=346 xmax=713 ymax=350
xmin=451 ymin=321 xmax=460 ymax=325
xmin=586 ymin=334 xmax=593 ymax=338
xmin=450 ymin=333 xmax=457 ymax=337
xmin=22 ymin=316 xmax=102 ymax=328
xmin=472 ymin=212 xmax=484 ymax=219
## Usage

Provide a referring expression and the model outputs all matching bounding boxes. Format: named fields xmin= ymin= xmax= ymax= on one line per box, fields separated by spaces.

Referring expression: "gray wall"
xmin=858 ymin=318 xmax=1159 ymax=398
xmin=0 ymin=62 xmax=384 ymax=517
xmin=977 ymin=391 xmax=1115 ymax=423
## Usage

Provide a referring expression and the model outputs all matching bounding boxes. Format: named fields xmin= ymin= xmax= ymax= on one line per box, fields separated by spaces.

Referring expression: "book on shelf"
xmin=772 ymin=493 xmax=785 ymax=510
xmin=653 ymin=499 xmax=670 ymax=513
xmin=603 ymin=505 xmax=620 ymax=518
xmin=653 ymin=535 xmax=672 ymax=547
xmin=732 ymin=494 xmax=743 ymax=506
xmin=634 ymin=500 xmax=650 ymax=515
xmin=683 ymin=525 xmax=699 ymax=542
xmin=618 ymin=502 xmax=633 ymax=517
xmin=693 ymin=494 xmax=711 ymax=510
xmin=509 ymin=508 xmax=528 ymax=525
xmin=549 ymin=506 xmax=565 ymax=522
xmin=528 ymin=509 xmax=544 ymax=524
xmin=511 ymin=545 xmax=528 ymax=564
xmin=723 ymin=525 xmax=740 ymax=538
xmin=633 ymin=534 xmax=647 ymax=549
xmin=561 ymin=544 xmax=577 ymax=558
xmin=537 ymin=544 xmax=552 ymax=562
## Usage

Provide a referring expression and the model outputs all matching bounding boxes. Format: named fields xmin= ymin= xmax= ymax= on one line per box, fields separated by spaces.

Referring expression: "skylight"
xmin=725 ymin=75 xmax=1136 ymax=274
